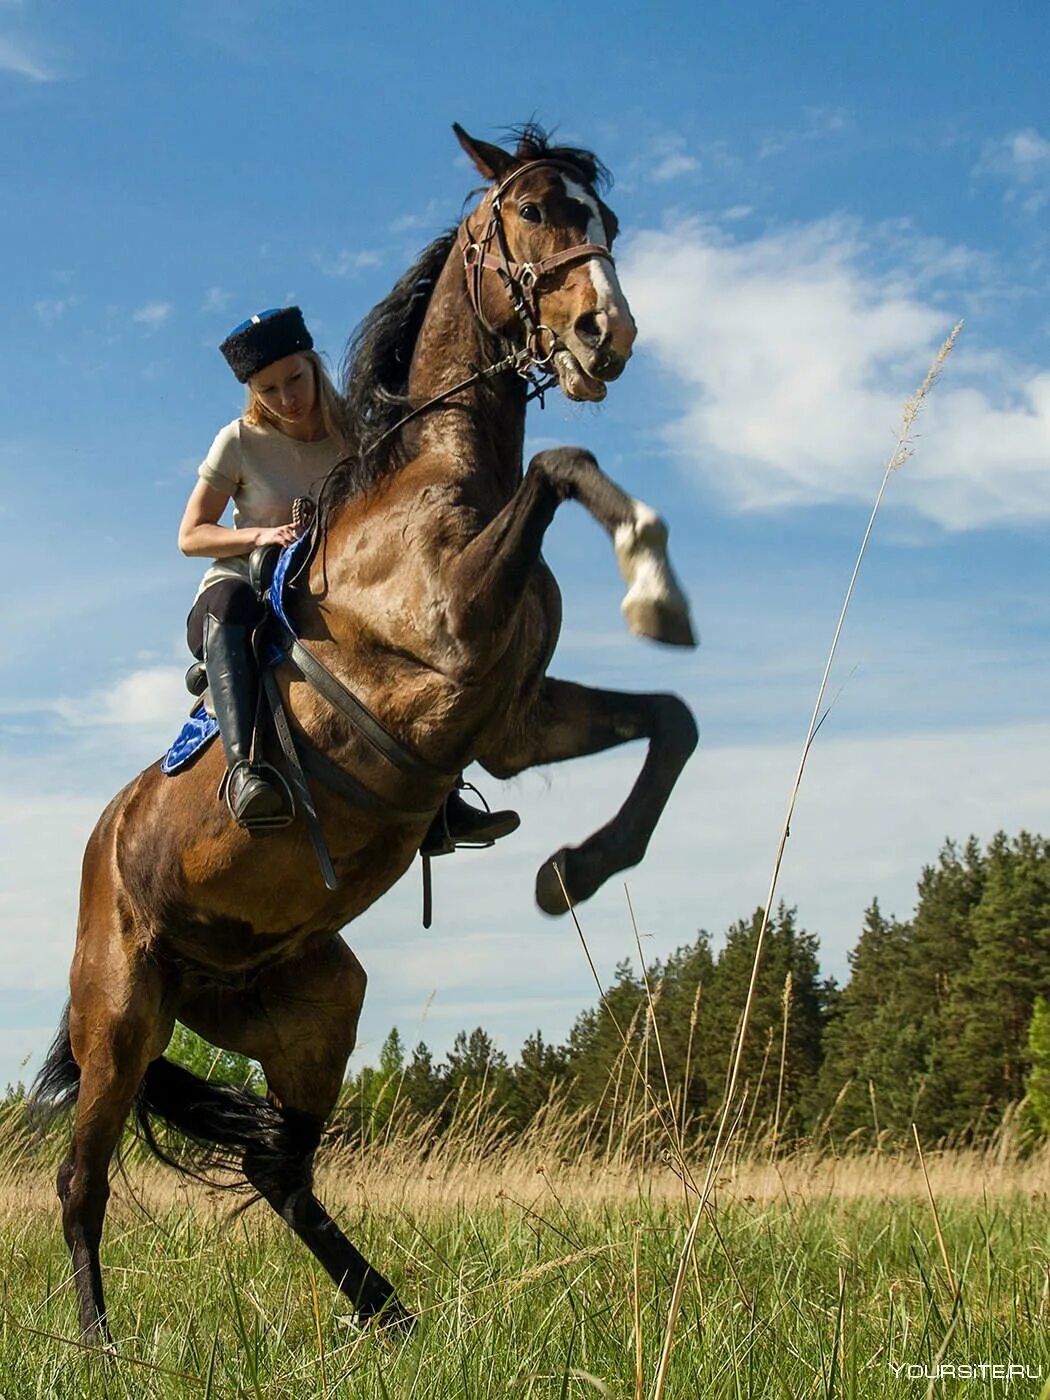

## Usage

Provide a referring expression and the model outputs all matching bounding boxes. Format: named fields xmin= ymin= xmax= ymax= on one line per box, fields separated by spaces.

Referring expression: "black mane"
xmin=331 ymin=228 xmax=457 ymax=512
xmin=321 ymin=124 xmax=608 ymax=522
xmin=503 ymin=121 xmax=611 ymax=192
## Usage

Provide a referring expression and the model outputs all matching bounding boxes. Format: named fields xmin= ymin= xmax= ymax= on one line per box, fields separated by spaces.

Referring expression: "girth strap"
xmin=273 ymin=620 xmax=452 ymax=781
xmin=295 ymin=731 xmax=434 ymax=820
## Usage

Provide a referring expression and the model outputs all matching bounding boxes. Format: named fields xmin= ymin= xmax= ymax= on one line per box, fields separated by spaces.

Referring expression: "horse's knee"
xmin=527 ymin=446 xmax=597 ymax=499
xmin=652 ymin=693 xmax=699 ymax=759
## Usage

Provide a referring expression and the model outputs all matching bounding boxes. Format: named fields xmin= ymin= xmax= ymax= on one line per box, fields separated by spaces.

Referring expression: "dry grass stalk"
xmin=632 ymin=1226 xmax=644 ymax=1400
xmin=649 ymin=321 xmax=963 ymax=1400
xmin=627 ymin=885 xmax=690 ymax=1197
xmin=912 ymin=1122 xmax=957 ymax=1297
xmin=681 ymin=978 xmax=705 ymax=1142
xmin=771 ymin=971 xmax=793 ymax=1157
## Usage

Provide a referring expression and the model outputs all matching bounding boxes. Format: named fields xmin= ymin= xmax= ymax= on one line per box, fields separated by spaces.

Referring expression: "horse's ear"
xmin=452 ymin=123 xmax=516 ymax=182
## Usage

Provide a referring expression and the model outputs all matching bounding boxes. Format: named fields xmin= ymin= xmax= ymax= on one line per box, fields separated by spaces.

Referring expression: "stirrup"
xmin=448 ymin=779 xmax=498 ymax=850
xmin=219 ymin=761 xmax=296 ymax=832
xmin=420 ymin=781 xmax=517 ymax=857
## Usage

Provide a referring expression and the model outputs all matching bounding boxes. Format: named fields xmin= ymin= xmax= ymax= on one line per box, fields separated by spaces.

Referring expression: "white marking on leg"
xmin=615 ymin=501 xmax=672 ymax=604
xmin=614 ymin=499 xmax=693 ymax=641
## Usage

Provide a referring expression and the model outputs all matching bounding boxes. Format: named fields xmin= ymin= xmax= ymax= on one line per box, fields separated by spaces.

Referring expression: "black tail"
xmin=29 ymin=1003 xmax=80 ymax=1131
xmin=30 ymin=1006 xmax=305 ymax=1188
xmin=133 ymin=1057 xmax=301 ymax=1189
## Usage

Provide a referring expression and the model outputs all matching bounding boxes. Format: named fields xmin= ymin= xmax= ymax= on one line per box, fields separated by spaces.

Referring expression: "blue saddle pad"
xmin=161 ymin=533 xmax=311 ymax=776
xmin=161 ymin=703 xmax=219 ymax=774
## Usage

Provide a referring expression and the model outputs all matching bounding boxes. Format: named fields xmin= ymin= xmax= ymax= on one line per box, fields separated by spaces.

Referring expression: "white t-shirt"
xmin=194 ymin=418 xmax=345 ymax=599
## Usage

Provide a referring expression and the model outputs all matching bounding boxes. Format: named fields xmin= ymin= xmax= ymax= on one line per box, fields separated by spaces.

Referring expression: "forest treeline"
xmin=152 ymin=830 xmax=1050 ymax=1149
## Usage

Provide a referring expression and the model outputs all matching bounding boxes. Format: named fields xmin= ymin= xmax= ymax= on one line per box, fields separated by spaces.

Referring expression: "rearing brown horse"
xmin=34 ymin=123 xmax=697 ymax=1337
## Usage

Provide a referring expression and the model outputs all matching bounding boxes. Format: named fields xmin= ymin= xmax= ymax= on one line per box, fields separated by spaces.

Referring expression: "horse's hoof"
xmin=535 ymin=850 xmax=575 ymax=916
xmin=362 ymin=1296 xmax=416 ymax=1335
xmin=622 ymin=592 xmax=697 ymax=648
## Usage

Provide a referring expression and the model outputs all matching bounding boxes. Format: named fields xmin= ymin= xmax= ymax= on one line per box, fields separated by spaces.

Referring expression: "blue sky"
xmin=2 ymin=2 xmax=1048 ymax=1086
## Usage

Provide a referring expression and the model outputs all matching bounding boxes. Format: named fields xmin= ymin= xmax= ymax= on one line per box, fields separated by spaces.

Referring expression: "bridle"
xmin=362 ymin=158 xmax=618 ymax=450
xmin=301 ymin=158 xmax=617 ymax=575
xmin=458 ymin=157 xmax=617 ymax=368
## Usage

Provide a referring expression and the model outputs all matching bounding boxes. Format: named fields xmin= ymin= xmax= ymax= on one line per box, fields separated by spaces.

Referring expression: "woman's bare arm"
xmin=178 ymin=479 xmax=298 ymax=558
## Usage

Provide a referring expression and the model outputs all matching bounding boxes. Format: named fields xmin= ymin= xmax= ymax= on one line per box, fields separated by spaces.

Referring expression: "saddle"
xmin=165 ymin=532 xmax=456 ymax=924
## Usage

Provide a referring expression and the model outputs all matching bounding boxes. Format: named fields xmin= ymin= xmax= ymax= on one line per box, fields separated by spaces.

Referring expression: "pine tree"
xmin=505 ymin=1030 xmax=566 ymax=1130
xmin=940 ymin=833 xmax=1050 ymax=1129
xmin=1024 ymin=996 xmax=1050 ymax=1136
xmin=400 ymin=1040 xmax=447 ymax=1124
xmin=445 ymin=1028 xmax=509 ymax=1103
xmin=817 ymin=901 xmax=918 ymax=1139
xmin=562 ymin=960 xmax=647 ymax=1137
xmin=900 ymin=837 xmax=987 ymax=1133
xmin=696 ymin=905 xmax=827 ymax=1139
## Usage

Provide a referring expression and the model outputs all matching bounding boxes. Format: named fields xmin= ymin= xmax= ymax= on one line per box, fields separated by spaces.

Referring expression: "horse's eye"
xmin=518 ymin=203 xmax=543 ymax=224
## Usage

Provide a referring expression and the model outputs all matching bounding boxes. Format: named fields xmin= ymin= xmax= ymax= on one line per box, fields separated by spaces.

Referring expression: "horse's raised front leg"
xmin=445 ymin=446 xmax=696 ymax=663
xmin=480 ymin=676 xmax=698 ymax=914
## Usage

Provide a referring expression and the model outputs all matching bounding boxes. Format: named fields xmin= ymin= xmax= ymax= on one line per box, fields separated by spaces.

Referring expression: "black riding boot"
xmin=421 ymin=777 xmax=520 ymax=856
xmin=202 ymin=614 xmax=287 ymax=830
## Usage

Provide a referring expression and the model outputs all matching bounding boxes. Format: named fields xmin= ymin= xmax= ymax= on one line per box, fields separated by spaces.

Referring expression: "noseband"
xmin=459 ymin=158 xmax=617 ymax=365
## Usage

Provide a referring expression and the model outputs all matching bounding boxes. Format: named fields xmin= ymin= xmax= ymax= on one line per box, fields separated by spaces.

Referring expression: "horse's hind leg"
xmin=61 ymin=927 xmax=172 ymax=1339
xmin=220 ymin=939 xmax=411 ymax=1327
xmin=481 ymin=676 xmax=698 ymax=914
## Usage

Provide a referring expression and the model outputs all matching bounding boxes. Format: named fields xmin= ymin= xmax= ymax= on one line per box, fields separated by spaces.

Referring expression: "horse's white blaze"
xmin=614 ymin=499 xmax=686 ymax=626
xmin=562 ymin=176 xmax=631 ymax=321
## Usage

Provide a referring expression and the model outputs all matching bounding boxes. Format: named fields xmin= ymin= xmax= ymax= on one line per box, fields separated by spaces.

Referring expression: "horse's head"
xmin=454 ymin=124 xmax=636 ymax=403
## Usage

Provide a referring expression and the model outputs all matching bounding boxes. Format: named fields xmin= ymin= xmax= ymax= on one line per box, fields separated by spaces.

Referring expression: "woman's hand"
xmin=253 ymin=523 xmax=300 ymax=548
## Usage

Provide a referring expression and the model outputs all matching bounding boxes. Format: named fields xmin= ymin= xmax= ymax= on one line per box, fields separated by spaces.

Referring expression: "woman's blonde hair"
xmin=243 ymin=349 xmax=351 ymax=449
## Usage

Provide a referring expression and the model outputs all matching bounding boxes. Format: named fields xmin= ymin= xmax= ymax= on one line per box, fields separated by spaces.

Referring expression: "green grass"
xmin=1 ymin=1151 xmax=1047 ymax=1399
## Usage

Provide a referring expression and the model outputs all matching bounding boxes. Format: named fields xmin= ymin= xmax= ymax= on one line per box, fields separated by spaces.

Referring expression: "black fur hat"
xmin=219 ymin=306 xmax=314 ymax=382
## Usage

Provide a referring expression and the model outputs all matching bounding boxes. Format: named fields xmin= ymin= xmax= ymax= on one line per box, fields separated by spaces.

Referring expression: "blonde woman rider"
xmin=179 ymin=306 xmax=518 ymax=849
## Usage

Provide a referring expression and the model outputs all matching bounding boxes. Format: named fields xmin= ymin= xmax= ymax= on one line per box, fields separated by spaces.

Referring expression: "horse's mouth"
xmin=553 ymin=348 xmax=608 ymax=403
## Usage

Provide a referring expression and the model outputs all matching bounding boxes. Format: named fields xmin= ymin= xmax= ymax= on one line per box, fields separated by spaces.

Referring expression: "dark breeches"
xmin=186 ymin=579 xmax=265 ymax=658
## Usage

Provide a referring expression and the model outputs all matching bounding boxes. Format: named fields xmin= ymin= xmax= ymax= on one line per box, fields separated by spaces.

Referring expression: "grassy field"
xmin=1 ymin=1131 xmax=1047 ymax=1400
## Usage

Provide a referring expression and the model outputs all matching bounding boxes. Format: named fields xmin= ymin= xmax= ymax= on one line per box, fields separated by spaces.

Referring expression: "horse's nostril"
xmin=574 ymin=311 xmax=604 ymax=348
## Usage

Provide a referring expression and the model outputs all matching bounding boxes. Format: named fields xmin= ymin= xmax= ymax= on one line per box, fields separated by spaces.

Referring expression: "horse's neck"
xmin=408 ymin=253 xmax=527 ymax=498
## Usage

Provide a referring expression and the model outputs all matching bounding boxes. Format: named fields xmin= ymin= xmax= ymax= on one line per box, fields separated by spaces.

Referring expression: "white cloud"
xmin=34 ymin=297 xmax=71 ymax=326
xmin=759 ymin=107 xmax=850 ymax=160
xmin=200 ymin=286 xmax=232 ymax=314
xmin=652 ymin=152 xmax=699 ymax=183
xmin=51 ymin=664 xmax=189 ymax=732
xmin=975 ymin=128 xmax=1050 ymax=212
xmin=0 ymin=34 xmax=53 ymax=81
xmin=314 ymin=249 xmax=382 ymax=278
xmin=7 ymin=714 xmax=1048 ymax=1082
xmin=316 ymin=717 xmax=1050 ymax=1066
xmin=132 ymin=301 xmax=172 ymax=328
xmin=621 ymin=217 xmax=1050 ymax=530
xmin=389 ymin=198 xmax=455 ymax=235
